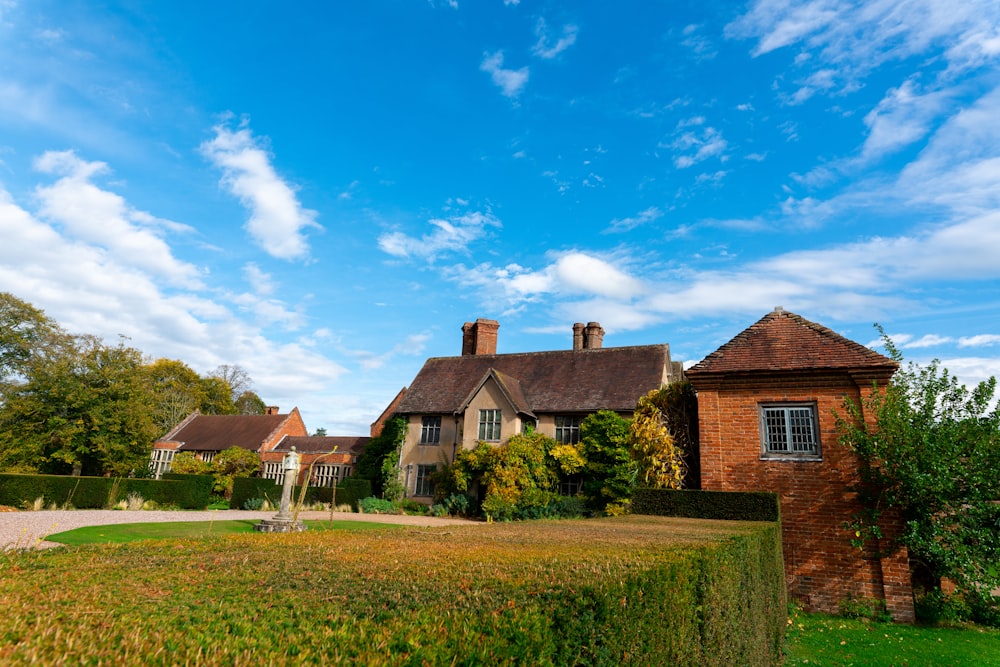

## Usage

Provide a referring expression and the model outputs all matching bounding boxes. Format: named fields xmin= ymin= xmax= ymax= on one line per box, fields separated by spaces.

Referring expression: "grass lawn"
xmin=783 ymin=606 xmax=1000 ymax=667
xmin=45 ymin=519 xmax=401 ymax=545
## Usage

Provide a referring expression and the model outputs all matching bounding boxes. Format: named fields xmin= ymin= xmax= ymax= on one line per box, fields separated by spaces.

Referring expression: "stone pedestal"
xmin=254 ymin=518 xmax=306 ymax=533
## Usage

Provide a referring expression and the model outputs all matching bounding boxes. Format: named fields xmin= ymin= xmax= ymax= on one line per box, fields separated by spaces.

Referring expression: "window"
xmin=554 ymin=415 xmax=583 ymax=444
xmin=263 ymin=461 xmax=282 ymax=482
xmin=200 ymin=451 xmax=215 ymax=464
xmin=312 ymin=464 xmax=344 ymax=487
xmin=148 ymin=449 xmax=175 ymax=479
xmin=415 ymin=464 xmax=436 ymax=497
xmin=760 ymin=403 xmax=820 ymax=459
xmin=420 ymin=416 xmax=442 ymax=444
xmin=479 ymin=409 xmax=502 ymax=441
xmin=559 ymin=474 xmax=583 ymax=496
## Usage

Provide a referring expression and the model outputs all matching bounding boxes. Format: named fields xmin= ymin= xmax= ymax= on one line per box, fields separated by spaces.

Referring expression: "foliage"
xmin=210 ymin=447 xmax=260 ymax=497
xmin=0 ymin=472 xmax=212 ymax=509
xmin=630 ymin=387 xmax=686 ymax=489
xmin=358 ymin=496 xmax=399 ymax=514
xmin=631 ymin=488 xmax=781 ymax=522
xmin=210 ymin=363 xmax=254 ymax=401
xmin=836 ymin=329 xmax=1000 ymax=625
xmin=579 ymin=410 xmax=636 ymax=515
xmin=0 ymin=335 xmax=159 ymax=476
xmin=234 ymin=390 xmax=267 ymax=415
xmin=145 ymin=358 xmax=235 ymax=434
xmin=0 ymin=292 xmax=65 ymax=396
xmin=168 ymin=452 xmax=212 ymax=475
xmin=355 ymin=416 xmax=407 ymax=498
xmin=1 ymin=517 xmax=785 ymax=666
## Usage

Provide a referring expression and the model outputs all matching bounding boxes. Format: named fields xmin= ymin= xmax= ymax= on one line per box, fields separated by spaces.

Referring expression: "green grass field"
xmin=45 ymin=518 xmax=401 ymax=545
xmin=783 ymin=606 xmax=1000 ymax=666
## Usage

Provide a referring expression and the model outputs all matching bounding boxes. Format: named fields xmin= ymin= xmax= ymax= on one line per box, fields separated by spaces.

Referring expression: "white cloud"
xmin=200 ymin=118 xmax=319 ymax=261
xmin=668 ymin=124 xmax=728 ymax=169
xmin=480 ymin=50 xmax=529 ymax=98
xmin=532 ymin=19 xmax=579 ymax=59
xmin=353 ymin=333 xmax=430 ymax=371
xmin=960 ymin=335 xmax=1000 ymax=347
xmin=860 ymin=79 xmax=955 ymax=162
xmin=605 ymin=206 xmax=664 ymax=233
xmin=32 ymin=150 xmax=203 ymax=289
xmin=378 ymin=210 xmax=501 ymax=261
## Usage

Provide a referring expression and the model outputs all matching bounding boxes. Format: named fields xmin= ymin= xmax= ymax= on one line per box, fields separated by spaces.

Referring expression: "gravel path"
xmin=0 ymin=509 xmax=481 ymax=550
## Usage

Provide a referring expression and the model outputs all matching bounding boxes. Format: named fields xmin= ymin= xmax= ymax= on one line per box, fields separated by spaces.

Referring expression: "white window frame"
xmin=478 ymin=409 xmax=502 ymax=442
xmin=263 ymin=461 xmax=282 ymax=482
xmin=759 ymin=403 xmax=821 ymax=460
xmin=149 ymin=449 xmax=175 ymax=479
xmin=415 ymin=464 xmax=436 ymax=497
xmin=554 ymin=415 xmax=583 ymax=444
xmin=420 ymin=416 xmax=442 ymax=445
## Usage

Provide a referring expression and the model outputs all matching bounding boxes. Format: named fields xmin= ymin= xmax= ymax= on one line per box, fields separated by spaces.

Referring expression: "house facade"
xmin=685 ymin=307 xmax=915 ymax=621
xmin=259 ymin=435 xmax=368 ymax=487
xmin=149 ymin=407 xmax=308 ymax=478
xmin=392 ymin=318 xmax=683 ymax=501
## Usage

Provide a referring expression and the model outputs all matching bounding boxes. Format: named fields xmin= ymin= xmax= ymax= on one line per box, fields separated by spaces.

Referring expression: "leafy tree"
xmin=169 ymin=451 xmax=213 ymax=475
xmin=234 ymin=390 xmax=267 ymax=415
xmin=146 ymin=359 xmax=207 ymax=433
xmin=0 ymin=335 xmax=158 ymax=476
xmin=211 ymin=447 xmax=260 ymax=498
xmin=579 ymin=410 xmax=635 ymax=515
xmin=199 ymin=376 xmax=236 ymax=415
xmin=313 ymin=427 xmax=327 ymax=436
xmin=837 ymin=331 xmax=1000 ymax=625
xmin=630 ymin=385 xmax=693 ymax=489
xmin=355 ymin=416 xmax=407 ymax=498
xmin=0 ymin=292 xmax=66 ymax=393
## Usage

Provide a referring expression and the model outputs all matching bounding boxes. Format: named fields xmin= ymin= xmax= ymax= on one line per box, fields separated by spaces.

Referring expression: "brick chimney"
xmin=583 ymin=322 xmax=604 ymax=349
xmin=461 ymin=318 xmax=499 ymax=355
xmin=265 ymin=406 xmax=280 ymax=415
xmin=573 ymin=322 xmax=585 ymax=350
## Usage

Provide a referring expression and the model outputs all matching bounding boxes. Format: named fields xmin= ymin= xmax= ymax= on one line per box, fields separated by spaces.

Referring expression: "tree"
xmin=579 ymin=410 xmax=635 ymax=515
xmin=0 ymin=292 xmax=67 ymax=398
xmin=837 ymin=330 xmax=1000 ymax=625
xmin=169 ymin=451 xmax=213 ymax=475
xmin=234 ymin=390 xmax=267 ymax=415
xmin=355 ymin=416 xmax=407 ymax=498
xmin=211 ymin=447 xmax=260 ymax=498
xmin=630 ymin=387 xmax=686 ymax=489
xmin=146 ymin=359 xmax=207 ymax=433
xmin=211 ymin=364 xmax=253 ymax=401
xmin=0 ymin=335 xmax=159 ymax=476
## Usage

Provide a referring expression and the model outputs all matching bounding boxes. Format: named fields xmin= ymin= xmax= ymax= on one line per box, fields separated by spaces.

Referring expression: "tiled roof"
xmin=395 ymin=344 xmax=673 ymax=415
xmin=273 ymin=435 xmax=369 ymax=455
xmin=685 ymin=308 xmax=897 ymax=376
xmin=161 ymin=413 xmax=290 ymax=452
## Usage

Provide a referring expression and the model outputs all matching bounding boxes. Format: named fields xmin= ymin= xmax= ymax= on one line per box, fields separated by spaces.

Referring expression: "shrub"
xmin=358 ymin=496 xmax=398 ymax=514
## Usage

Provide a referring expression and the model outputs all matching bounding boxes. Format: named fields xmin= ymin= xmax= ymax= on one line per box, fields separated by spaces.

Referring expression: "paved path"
xmin=0 ymin=509 xmax=480 ymax=551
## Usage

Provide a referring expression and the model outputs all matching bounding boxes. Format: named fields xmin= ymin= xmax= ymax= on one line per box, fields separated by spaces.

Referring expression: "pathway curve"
xmin=0 ymin=509 xmax=481 ymax=550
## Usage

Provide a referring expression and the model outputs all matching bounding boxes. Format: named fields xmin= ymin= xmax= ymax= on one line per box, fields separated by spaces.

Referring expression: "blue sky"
xmin=2 ymin=1 xmax=999 ymax=434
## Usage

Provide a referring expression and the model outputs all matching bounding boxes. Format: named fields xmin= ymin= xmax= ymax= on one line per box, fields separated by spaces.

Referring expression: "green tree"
xmin=210 ymin=447 xmax=260 ymax=498
xmin=0 ymin=335 xmax=159 ymax=476
xmin=234 ymin=390 xmax=267 ymax=415
xmin=355 ymin=416 xmax=407 ymax=498
xmin=199 ymin=376 xmax=236 ymax=415
xmin=169 ymin=451 xmax=213 ymax=475
xmin=837 ymin=331 xmax=1000 ymax=625
xmin=579 ymin=410 xmax=635 ymax=515
xmin=0 ymin=292 xmax=66 ymax=393
xmin=146 ymin=359 xmax=207 ymax=433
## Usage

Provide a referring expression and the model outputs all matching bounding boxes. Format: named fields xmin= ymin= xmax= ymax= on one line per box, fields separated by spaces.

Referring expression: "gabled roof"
xmin=685 ymin=308 xmax=898 ymax=377
xmin=395 ymin=344 xmax=673 ymax=415
xmin=457 ymin=369 xmax=536 ymax=419
xmin=157 ymin=412 xmax=292 ymax=452
xmin=273 ymin=435 xmax=369 ymax=456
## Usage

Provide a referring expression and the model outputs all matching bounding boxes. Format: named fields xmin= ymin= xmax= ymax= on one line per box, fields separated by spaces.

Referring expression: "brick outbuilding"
xmin=686 ymin=307 xmax=915 ymax=621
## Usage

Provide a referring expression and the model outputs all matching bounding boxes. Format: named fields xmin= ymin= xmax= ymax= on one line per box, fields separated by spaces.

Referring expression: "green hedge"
xmin=230 ymin=477 xmax=371 ymax=511
xmin=0 ymin=473 xmax=213 ymax=509
xmin=631 ymin=488 xmax=781 ymax=522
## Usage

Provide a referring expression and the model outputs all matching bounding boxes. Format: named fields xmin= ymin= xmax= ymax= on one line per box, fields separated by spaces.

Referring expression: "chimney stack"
xmin=582 ymin=322 xmax=604 ymax=350
xmin=461 ymin=318 xmax=500 ymax=355
xmin=572 ymin=322 xmax=585 ymax=350
xmin=265 ymin=406 xmax=280 ymax=415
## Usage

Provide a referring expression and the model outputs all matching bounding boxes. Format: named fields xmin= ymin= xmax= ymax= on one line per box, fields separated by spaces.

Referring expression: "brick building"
xmin=686 ymin=307 xmax=915 ymax=621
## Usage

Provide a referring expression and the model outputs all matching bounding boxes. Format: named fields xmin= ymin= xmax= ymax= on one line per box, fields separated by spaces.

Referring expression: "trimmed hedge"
xmin=230 ymin=477 xmax=371 ymax=511
xmin=0 ymin=517 xmax=786 ymax=665
xmin=631 ymin=488 xmax=781 ymax=522
xmin=0 ymin=473 xmax=213 ymax=509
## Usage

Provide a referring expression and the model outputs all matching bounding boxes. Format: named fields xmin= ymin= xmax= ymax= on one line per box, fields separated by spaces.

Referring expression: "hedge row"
xmin=0 ymin=473 xmax=213 ymax=509
xmin=631 ymin=488 xmax=781 ymax=522
xmin=0 ymin=517 xmax=785 ymax=665
xmin=230 ymin=477 xmax=371 ymax=511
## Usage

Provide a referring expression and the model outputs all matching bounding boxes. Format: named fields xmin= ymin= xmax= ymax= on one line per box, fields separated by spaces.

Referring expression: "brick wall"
xmin=696 ymin=372 xmax=915 ymax=621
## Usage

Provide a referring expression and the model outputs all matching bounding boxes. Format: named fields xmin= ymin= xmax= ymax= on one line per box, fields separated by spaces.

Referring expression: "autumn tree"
xmin=234 ymin=390 xmax=267 ymax=415
xmin=629 ymin=383 xmax=697 ymax=489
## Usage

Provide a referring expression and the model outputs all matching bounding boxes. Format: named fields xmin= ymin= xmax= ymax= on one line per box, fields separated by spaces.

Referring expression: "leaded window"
xmin=420 ymin=416 xmax=442 ymax=444
xmin=760 ymin=404 xmax=820 ymax=459
xmin=479 ymin=409 xmax=502 ymax=441
xmin=554 ymin=415 xmax=583 ymax=444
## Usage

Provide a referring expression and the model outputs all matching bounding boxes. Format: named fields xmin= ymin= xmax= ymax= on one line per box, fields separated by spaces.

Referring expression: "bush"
xmin=631 ymin=488 xmax=780 ymax=522
xmin=358 ymin=497 xmax=398 ymax=514
xmin=0 ymin=473 xmax=212 ymax=509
